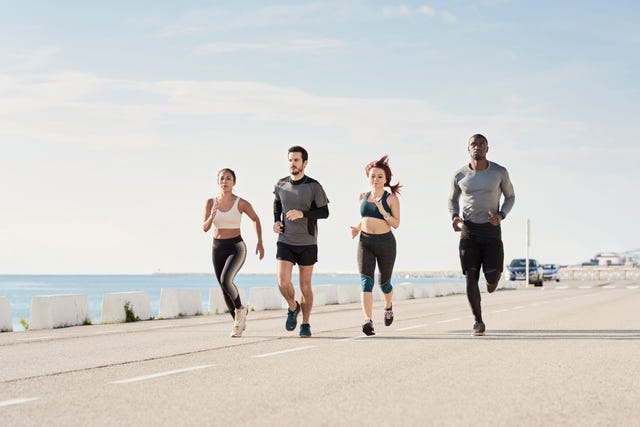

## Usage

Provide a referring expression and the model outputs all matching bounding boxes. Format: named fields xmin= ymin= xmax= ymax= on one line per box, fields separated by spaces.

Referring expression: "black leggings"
xmin=212 ymin=236 xmax=247 ymax=318
xmin=459 ymin=222 xmax=504 ymax=323
xmin=357 ymin=231 xmax=396 ymax=294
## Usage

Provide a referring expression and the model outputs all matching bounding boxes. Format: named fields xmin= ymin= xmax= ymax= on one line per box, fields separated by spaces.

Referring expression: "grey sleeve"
xmin=500 ymin=170 xmax=515 ymax=217
xmin=448 ymin=174 xmax=461 ymax=218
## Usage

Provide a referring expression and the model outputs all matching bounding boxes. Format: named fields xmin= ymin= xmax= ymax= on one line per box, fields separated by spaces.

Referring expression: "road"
xmin=1 ymin=280 xmax=639 ymax=426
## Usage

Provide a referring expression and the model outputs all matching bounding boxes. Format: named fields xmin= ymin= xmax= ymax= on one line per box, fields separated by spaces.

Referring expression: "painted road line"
xmin=556 ymin=286 xmax=569 ymax=289
xmin=578 ymin=286 xmax=592 ymax=289
xmin=112 ymin=365 xmax=213 ymax=384
xmin=492 ymin=309 xmax=509 ymax=313
xmin=627 ymin=285 xmax=639 ymax=289
xmin=603 ymin=285 xmax=616 ymax=289
xmin=337 ymin=335 xmax=369 ymax=342
xmin=252 ymin=346 xmax=315 ymax=358
xmin=396 ymin=324 xmax=428 ymax=331
xmin=436 ymin=318 xmax=460 ymax=324
xmin=0 ymin=398 xmax=39 ymax=407
xmin=512 ymin=306 xmax=525 ymax=310
xmin=17 ymin=336 xmax=52 ymax=342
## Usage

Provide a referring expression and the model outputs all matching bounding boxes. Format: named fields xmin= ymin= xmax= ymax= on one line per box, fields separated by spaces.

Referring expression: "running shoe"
xmin=299 ymin=323 xmax=312 ymax=338
xmin=285 ymin=301 xmax=300 ymax=331
xmin=487 ymin=281 xmax=498 ymax=293
xmin=230 ymin=306 xmax=248 ymax=338
xmin=384 ymin=306 xmax=394 ymax=326
xmin=472 ymin=321 xmax=486 ymax=336
xmin=362 ymin=320 xmax=375 ymax=336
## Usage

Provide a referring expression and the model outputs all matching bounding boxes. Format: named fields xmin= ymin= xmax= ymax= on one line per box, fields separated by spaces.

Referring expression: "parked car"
xmin=541 ymin=263 xmax=561 ymax=282
xmin=507 ymin=258 xmax=544 ymax=286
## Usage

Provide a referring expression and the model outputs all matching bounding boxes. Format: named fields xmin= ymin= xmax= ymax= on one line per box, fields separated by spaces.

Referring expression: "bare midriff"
xmin=213 ymin=228 xmax=241 ymax=239
xmin=360 ymin=217 xmax=390 ymax=234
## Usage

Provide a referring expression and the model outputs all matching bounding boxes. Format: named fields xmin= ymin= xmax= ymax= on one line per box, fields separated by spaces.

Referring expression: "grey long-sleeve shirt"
xmin=448 ymin=161 xmax=515 ymax=224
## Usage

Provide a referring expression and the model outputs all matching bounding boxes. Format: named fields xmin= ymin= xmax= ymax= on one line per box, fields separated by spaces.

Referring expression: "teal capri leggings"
xmin=357 ymin=231 xmax=396 ymax=294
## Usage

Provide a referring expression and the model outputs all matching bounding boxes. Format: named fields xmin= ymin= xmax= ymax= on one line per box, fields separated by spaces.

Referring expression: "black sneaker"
xmin=299 ymin=323 xmax=311 ymax=338
xmin=487 ymin=282 xmax=498 ymax=293
xmin=362 ymin=320 xmax=375 ymax=336
xmin=472 ymin=322 xmax=486 ymax=336
xmin=285 ymin=301 xmax=300 ymax=331
xmin=384 ymin=306 xmax=394 ymax=326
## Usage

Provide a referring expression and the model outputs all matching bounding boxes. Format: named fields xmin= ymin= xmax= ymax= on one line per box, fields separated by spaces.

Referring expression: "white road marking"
xmin=396 ymin=324 xmax=427 ymax=331
xmin=17 ymin=336 xmax=52 ymax=342
xmin=603 ymin=285 xmax=616 ymax=289
xmin=148 ymin=325 xmax=174 ymax=330
xmin=556 ymin=286 xmax=569 ymax=289
xmin=436 ymin=318 xmax=460 ymax=324
xmin=512 ymin=306 xmax=525 ymax=310
xmin=252 ymin=346 xmax=315 ymax=358
xmin=337 ymin=335 xmax=369 ymax=342
xmin=111 ymin=365 xmax=213 ymax=384
xmin=627 ymin=285 xmax=639 ymax=289
xmin=0 ymin=398 xmax=39 ymax=407
xmin=492 ymin=309 xmax=509 ymax=313
xmin=578 ymin=286 xmax=592 ymax=289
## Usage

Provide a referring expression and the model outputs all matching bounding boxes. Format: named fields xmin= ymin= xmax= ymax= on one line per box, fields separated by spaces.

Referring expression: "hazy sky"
xmin=1 ymin=1 xmax=638 ymax=274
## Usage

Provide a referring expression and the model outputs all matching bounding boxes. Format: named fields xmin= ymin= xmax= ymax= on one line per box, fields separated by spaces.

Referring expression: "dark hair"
xmin=365 ymin=155 xmax=402 ymax=195
xmin=217 ymin=168 xmax=236 ymax=183
xmin=469 ymin=134 xmax=488 ymax=145
xmin=288 ymin=146 xmax=308 ymax=161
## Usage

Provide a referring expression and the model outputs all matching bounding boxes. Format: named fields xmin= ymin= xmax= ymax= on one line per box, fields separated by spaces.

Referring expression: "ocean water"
xmin=0 ymin=273 xmax=463 ymax=332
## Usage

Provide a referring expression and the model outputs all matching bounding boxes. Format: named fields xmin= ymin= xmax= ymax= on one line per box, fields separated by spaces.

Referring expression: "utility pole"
xmin=525 ymin=218 xmax=530 ymax=288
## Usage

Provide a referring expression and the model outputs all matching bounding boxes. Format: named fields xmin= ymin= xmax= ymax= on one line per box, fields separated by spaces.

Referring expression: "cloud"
xmin=195 ymin=38 xmax=345 ymax=55
xmin=1 ymin=46 xmax=60 ymax=71
xmin=383 ymin=5 xmax=412 ymax=17
xmin=417 ymin=6 xmax=436 ymax=17
xmin=441 ymin=11 xmax=458 ymax=24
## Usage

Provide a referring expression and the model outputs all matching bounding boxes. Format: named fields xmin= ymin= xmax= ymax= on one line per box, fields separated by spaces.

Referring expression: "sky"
xmin=1 ymin=0 xmax=639 ymax=274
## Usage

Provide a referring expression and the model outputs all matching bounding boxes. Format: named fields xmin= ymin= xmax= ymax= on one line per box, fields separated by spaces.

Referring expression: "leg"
xmin=212 ymin=242 xmax=237 ymax=318
xmin=277 ymin=260 xmax=297 ymax=311
xmin=219 ymin=240 xmax=247 ymax=311
xmin=460 ymin=237 xmax=483 ymax=323
xmin=357 ymin=235 xmax=376 ymax=320
xmin=298 ymin=264 xmax=314 ymax=324
xmin=376 ymin=233 xmax=396 ymax=326
xmin=482 ymin=238 xmax=504 ymax=293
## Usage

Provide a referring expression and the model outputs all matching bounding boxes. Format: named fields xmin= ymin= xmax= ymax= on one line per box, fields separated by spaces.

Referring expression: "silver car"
xmin=507 ymin=258 xmax=544 ymax=286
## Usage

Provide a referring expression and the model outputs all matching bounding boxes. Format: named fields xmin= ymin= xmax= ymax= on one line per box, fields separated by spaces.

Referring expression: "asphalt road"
xmin=1 ymin=280 xmax=639 ymax=426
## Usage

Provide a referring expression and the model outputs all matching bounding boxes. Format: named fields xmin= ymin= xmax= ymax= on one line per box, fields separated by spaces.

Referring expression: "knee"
xmin=380 ymin=281 xmax=393 ymax=294
xmin=484 ymin=269 xmax=501 ymax=286
xmin=360 ymin=275 xmax=374 ymax=292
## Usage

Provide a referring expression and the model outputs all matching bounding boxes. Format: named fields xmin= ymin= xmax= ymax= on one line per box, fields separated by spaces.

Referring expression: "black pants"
xmin=212 ymin=236 xmax=247 ymax=318
xmin=459 ymin=222 xmax=504 ymax=323
xmin=357 ymin=231 xmax=396 ymax=294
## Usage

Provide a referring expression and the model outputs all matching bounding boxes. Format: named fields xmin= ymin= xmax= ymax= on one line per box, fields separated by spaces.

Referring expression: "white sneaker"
xmin=230 ymin=306 xmax=248 ymax=338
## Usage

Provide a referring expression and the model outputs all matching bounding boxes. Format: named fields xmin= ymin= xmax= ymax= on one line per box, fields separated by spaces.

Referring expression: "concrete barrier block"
xmin=394 ymin=283 xmax=414 ymax=300
xmin=315 ymin=285 xmax=338 ymax=305
xmin=249 ymin=287 xmax=282 ymax=311
xmin=337 ymin=285 xmax=361 ymax=304
xmin=158 ymin=289 xmax=202 ymax=318
xmin=208 ymin=288 xmax=247 ymax=315
xmin=0 ymin=297 xmax=12 ymax=332
xmin=413 ymin=284 xmax=438 ymax=299
xmin=101 ymin=292 xmax=151 ymax=324
xmin=29 ymin=294 xmax=90 ymax=330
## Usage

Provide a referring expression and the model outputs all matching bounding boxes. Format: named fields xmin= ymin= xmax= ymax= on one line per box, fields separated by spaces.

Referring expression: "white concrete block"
xmin=0 ymin=297 xmax=12 ymax=332
xmin=249 ymin=287 xmax=282 ymax=311
xmin=29 ymin=294 xmax=90 ymax=330
xmin=337 ymin=285 xmax=361 ymax=304
xmin=413 ymin=284 xmax=438 ymax=299
xmin=208 ymin=288 xmax=247 ymax=315
xmin=101 ymin=292 xmax=151 ymax=324
xmin=315 ymin=285 xmax=338 ymax=305
xmin=158 ymin=289 xmax=202 ymax=318
xmin=394 ymin=283 xmax=414 ymax=300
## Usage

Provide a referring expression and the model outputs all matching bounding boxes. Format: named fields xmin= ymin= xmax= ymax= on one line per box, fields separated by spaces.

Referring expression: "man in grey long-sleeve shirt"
xmin=448 ymin=134 xmax=515 ymax=336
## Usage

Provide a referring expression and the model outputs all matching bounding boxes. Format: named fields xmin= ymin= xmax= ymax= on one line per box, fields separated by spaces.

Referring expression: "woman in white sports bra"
xmin=203 ymin=168 xmax=264 ymax=337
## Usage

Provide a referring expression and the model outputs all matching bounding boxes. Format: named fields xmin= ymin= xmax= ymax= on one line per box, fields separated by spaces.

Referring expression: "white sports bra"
xmin=212 ymin=197 xmax=242 ymax=229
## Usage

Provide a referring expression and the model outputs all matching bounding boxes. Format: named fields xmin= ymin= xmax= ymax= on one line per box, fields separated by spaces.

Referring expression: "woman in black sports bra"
xmin=350 ymin=155 xmax=401 ymax=336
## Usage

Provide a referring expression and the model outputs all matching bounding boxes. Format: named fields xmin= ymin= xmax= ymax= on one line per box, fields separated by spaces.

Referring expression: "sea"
xmin=0 ymin=273 xmax=464 ymax=332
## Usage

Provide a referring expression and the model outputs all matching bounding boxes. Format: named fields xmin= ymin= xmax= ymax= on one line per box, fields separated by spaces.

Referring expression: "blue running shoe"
xmin=285 ymin=301 xmax=300 ymax=331
xmin=299 ymin=323 xmax=311 ymax=338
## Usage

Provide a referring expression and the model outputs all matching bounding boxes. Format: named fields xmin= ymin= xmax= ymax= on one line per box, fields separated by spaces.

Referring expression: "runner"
xmin=203 ymin=168 xmax=264 ymax=337
xmin=448 ymin=134 xmax=515 ymax=336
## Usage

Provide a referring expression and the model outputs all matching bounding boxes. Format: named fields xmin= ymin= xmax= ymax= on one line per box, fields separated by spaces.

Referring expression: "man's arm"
xmin=302 ymin=204 xmax=329 ymax=220
xmin=499 ymin=170 xmax=515 ymax=217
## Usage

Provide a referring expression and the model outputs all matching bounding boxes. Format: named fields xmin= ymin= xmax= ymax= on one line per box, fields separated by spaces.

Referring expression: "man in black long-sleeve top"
xmin=273 ymin=146 xmax=329 ymax=338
